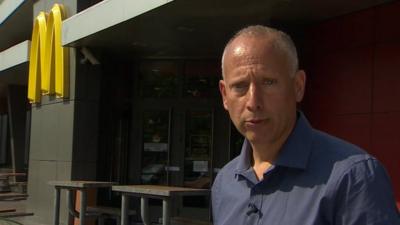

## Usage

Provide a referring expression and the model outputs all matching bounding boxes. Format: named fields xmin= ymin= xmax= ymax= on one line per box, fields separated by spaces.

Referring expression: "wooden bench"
xmin=171 ymin=217 xmax=212 ymax=225
xmin=0 ymin=211 xmax=34 ymax=218
xmin=0 ymin=208 xmax=16 ymax=213
xmin=0 ymin=192 xmax=28 ymax=201
xmin=87 ymin=206 xmax=136 ymax=225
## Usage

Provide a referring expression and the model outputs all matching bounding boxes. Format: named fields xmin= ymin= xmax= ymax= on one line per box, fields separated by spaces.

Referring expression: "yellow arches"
xmin=28 ymin=4 xmax=69 ymax=104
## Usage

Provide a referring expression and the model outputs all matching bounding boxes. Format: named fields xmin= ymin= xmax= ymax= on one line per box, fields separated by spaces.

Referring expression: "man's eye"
xmin=263 ymin=79 xmax=277 ymax=86
xmin=231 ymin=83 xmax=248 ymax=92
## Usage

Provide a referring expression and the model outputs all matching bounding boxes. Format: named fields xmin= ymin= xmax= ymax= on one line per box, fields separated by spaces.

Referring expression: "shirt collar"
xmin=234 ymin=111 xmax=314 ymax=175
xmin=235 ymin=138 xmax=253 ymax=174
xmin=275 ymin=111 xmax=314 ymax=169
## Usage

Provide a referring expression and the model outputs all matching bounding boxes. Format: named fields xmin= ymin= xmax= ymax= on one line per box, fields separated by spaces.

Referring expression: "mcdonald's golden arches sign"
xmin=28 ymin=4 xmax=69 ymax=104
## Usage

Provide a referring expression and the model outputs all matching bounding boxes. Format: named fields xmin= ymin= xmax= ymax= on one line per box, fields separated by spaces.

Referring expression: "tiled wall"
xmin=304 ymin=1 xmax=400 ymax=206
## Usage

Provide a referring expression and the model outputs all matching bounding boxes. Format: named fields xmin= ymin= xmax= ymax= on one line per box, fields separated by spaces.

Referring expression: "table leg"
xmin=121 ymin=194 xmax=129 ymax=225
xmin=162 ymin=198 xmax=170 ymax=225
xmin=79 ymin=190 xmax=87 ymax=225
xmin=66 ymin=190 xmax=75 ymax=225
xmin=53 ymin=188 xmax=60 ymax=225
xmin=141 ymin=197 xmax=150 ymax=225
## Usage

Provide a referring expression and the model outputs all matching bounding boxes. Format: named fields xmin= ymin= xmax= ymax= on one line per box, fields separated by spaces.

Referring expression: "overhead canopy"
xmin=62 ymin=0 xmax=173 ymax=47
xmin=0 ymin=0 xmax=32 ymax=96
xmin=61 ymin=0 xmax=393 ymax=57
xmin=0 ymin=40 xmax=30 ymax=85
xmin=0 ymin=0 xmax=32 ymax=52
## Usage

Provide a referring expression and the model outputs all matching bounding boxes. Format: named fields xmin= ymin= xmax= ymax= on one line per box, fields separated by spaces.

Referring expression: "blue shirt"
xmin=212 ymin=112 xmax=400 ymax=225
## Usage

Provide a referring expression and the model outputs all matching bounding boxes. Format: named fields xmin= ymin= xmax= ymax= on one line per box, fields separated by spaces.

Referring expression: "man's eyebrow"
xmin=228 ymin=76 xmax=248 ymax=85
xmin=229 ymin=80 xmax=248 ymax=87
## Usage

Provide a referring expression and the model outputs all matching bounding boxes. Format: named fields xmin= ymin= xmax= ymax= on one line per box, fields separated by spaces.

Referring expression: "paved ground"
xmin=0 ymin=199 xmax=211 ymax=225
xmin=0 ymin=199 xmax=46 ymax=225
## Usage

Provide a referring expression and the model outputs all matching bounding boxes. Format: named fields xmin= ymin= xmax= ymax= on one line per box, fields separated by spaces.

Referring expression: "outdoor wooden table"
xmin=48 ymin=180 xmax=116 ymax=225
xmin=112 ymin=185 xmax=210 ymax=225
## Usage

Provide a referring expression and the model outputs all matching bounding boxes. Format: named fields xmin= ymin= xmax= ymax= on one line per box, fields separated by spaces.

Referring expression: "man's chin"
xmin=244 ymin=132 xmax=267 ymax=144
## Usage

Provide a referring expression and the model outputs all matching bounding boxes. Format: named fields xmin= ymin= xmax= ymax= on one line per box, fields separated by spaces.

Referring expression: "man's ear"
xmin=294 ymin=70 xmax=306 ymax=102
xmin=219 ymin=80 xmax=229 ymax=110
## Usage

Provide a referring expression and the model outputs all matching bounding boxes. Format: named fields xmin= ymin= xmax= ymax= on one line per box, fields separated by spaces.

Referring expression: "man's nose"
xmin=246 ymin=83 xmax=263 ymax=111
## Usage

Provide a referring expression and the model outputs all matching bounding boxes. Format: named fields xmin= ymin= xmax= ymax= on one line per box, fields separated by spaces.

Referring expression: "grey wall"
xmin=28 ymin=101 xmax=75 ymax=225
xmin=26 ymin=1 xmax=102 ymax=225
xmin=27 ymin=63 xmax=101 ymax=225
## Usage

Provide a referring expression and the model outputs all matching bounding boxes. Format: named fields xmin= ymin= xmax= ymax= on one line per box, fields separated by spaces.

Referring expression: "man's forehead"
xmin=222 ymin=36 xmax=294 ymax=80
xmin=227 ymin=36 xmax=276 ymax=58
xmin=225 ymin=37 xmax=280 ymax=65
xmin=233 ymin=45 xmax=246 ymax=57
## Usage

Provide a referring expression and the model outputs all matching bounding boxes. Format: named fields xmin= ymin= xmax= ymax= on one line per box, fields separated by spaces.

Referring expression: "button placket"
xmin=244 ymin=186 xmax=261 ymax=225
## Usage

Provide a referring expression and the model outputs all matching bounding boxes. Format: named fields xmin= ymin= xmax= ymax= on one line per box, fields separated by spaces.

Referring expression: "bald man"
xmin=212 ymin=25 xmax=399 ymax=225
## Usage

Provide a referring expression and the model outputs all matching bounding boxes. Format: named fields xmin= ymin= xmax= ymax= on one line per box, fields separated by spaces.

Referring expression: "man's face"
xmin=220 ymin=36 xmax=305 ymax=146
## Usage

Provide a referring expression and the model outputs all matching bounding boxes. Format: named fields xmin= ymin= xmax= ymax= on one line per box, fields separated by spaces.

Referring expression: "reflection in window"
xmin=141 ymin=110 xmax=170 ymax=185
xmin=183 ymin=111 xmax=212 ymax=208
xmin=184 ymin=61 xmax=219 ymax=98
xmin=140 ymin=61 xmax=180 ymax=98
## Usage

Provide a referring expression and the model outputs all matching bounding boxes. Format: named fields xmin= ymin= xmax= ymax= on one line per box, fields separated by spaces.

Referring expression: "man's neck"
xmin=250 ymin=140 xmax=283 ymax=166
xmin=251 ymin=143 xmax=281 ymax=181
xmin=249 ymin=113 xmax=298 ymax=180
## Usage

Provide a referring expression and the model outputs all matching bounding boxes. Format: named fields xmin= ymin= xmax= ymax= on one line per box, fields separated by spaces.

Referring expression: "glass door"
xmin=135 ymin=59 xmax=225 ymax=220
xmin=183 ymin=110 xmax=213 ymax=208
xmin=141 ymin=109 xmax=171 ymax=185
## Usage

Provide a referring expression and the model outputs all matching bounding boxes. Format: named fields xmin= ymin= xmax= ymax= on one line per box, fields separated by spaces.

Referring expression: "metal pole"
xmin=79 ymin=190 xmax=87 ymax=225
xmin=162 ymin=198 xmax=170 ymax=225
xmin=141 ymin=197 xmax=150 ymax=225
xmin=121 ymin=194 xmax=129 ymax=225
xmin=53 ymin=188 xmax=60 ymax=225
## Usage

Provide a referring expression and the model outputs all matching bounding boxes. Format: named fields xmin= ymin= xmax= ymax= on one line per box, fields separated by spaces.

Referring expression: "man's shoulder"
xmin=309 ymin=129 xmax=377 ymax=175
xmin=313 ymin=129 xmax=369 ymax=155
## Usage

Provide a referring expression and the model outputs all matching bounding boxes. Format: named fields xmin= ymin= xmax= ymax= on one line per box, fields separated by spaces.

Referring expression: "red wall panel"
xmin=305 ymin=9 xmax=374 ymax=55
xmin=305 ymin=47 xmax=373 ymax=115
xmin=373 ymin=43 xmax=400 ymax=112
xmin=376 ymin=1 xmax=400 ymax=43
xmin=309 ymin=114 xmax=371 ymax=151
xmin=371 ymin=112 xmax=400 ymax=201
xmin=304 ymin=1 xmax=400 ymax=206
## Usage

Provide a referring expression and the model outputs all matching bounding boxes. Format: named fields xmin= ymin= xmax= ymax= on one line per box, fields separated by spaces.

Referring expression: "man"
xmin=212 ymin=25 xmax=399 ymax=225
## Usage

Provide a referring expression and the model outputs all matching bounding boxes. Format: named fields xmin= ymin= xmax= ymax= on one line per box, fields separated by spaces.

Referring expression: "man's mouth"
xmin=245 ymin=118 xmax=266 ymax=125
